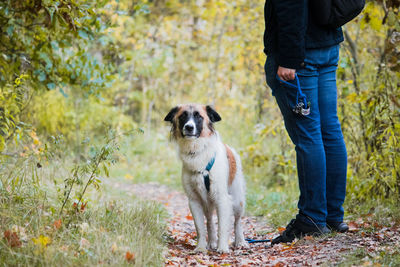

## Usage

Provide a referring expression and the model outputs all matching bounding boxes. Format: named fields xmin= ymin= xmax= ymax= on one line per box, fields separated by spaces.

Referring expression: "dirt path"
xmin=109 ymin=182 xmax=399 ymax=266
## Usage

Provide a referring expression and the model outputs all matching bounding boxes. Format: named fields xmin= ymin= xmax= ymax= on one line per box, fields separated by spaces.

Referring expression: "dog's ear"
xmin=206 ymin=105 xmax=221 ymax=122
xmin=164 ymin=106 xmax=180 ymax=122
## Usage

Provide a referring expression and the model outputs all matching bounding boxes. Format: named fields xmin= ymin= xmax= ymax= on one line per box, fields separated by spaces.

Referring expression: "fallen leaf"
xmin=185 ymin=214 xmax=193 ymax=220
xmin=11 ymin=225 xmax=27 ymax=242
xmin=111 ymin=242 xmax=118 ymax=253
xmin=32 ymin=235 xmax=51 ymax=248
xmin=124 ymin=174 xmax=134 ymax=180
xmin=125 ymin=251 xmax=135 ymax=262
xmin=348 ymin=221 xmax=359 ymax=232
xmin=80 ymin=202 xmax=87 ymax=212
xmin=79 ymin=222 xmax=89 ymax=233
xmin=277 ymin=227 xmax=286 ymax=233
xmin=220 ymin=253 xmax=228 ymax=259
xmin=53 ymin=219 xmax=62 ymax=230
xmin=4 ymin=230 xmax=22 ymax=248
xmin=79 ymin=237 xmax=90 ymax=249
xmin=60 ymin=245 xmax=69 ymax=251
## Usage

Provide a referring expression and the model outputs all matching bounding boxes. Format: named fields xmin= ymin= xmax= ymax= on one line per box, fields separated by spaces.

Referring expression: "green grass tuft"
xmin=0 ymin=166 xmax=167 ymax=266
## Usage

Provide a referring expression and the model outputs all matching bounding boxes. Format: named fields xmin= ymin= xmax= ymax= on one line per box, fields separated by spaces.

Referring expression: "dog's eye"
xmin=193 ymin=111 xmax=200 ymax=118
xmin=182 ymin=111 xmax=188 ymax=117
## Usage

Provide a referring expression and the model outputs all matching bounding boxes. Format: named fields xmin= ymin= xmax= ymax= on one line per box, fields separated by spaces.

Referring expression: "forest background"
xmin=0 ymin=0 xmax=399 ymax=265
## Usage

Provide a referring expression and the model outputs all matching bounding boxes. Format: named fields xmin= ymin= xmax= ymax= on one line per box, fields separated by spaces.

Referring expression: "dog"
xmin=164 ymin=104 xmax=248 ymax=253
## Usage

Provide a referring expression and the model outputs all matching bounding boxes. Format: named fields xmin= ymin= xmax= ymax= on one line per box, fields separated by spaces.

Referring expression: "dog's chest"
xmin=182 ymin=170 xmax=216 ymax=202
xmin=186 ymin=171 xmax=208 ymax=192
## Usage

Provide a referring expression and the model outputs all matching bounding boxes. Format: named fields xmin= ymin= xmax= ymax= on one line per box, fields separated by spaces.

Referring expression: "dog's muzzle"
xmin=183 ymin=122 xmax=197 ymax=138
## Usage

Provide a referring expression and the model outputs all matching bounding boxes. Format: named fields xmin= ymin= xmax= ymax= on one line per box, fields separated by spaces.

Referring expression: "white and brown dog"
xmin=164 ymin=104 xmax=247 ymax=253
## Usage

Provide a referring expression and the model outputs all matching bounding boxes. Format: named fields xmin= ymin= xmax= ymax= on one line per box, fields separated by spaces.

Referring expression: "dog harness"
xmin=203 ymin=154 xmax=216 ymax=192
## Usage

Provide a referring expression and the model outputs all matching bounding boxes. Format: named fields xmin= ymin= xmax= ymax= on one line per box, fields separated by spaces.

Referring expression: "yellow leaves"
xmin=28 ymin=130 xmax=43 ymax=154
xmin=111 ymin=242 xmax=118 ymax=253
xmin=346 ymin=92 xmax=358 ymax=103
xmin=32 ymin=235 xmax=51 ymax=249
xmin=0 ymin=135 xmax=4 ymax=152
xmin=246 ymin=144 xmax=256 ymax=152
xmin=14 ymin=74 xmax=28 ymax=86
xmin=361 ymin=2 xmax=385 ymax=31
xmin=346 ymin=90 xmax=371 ymax=104
xmin=124 ymin=173 xmax=134 ymax=180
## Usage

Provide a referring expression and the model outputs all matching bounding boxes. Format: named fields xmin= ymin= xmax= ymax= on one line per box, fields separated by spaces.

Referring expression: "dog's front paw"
xmin=207 ymin=241 xmax=217 ymax=250
xmin=234 ymin=240 xmax=249 ymax=249
xmin=194 ymin=245 xmax=207 ymax=253
xmin=216 ymin=245 xmax=229 ymax=254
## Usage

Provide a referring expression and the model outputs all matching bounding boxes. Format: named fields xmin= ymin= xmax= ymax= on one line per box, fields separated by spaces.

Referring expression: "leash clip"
xmin=293 ymin=102 xmax=310 ymax=116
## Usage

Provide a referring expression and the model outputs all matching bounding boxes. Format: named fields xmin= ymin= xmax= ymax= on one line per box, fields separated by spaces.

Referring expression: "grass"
xmin=246 ymin=182 xmax=298 ymax=227
xmin=338 ymin=247 xmax=400 ymax=266
xmin=0 ymin=157 xmax=167 ymax=266
xmin=110 ymin=129 xmax=181 ymax=189
xmin=2 ymin=127 xmax=399 ymax=266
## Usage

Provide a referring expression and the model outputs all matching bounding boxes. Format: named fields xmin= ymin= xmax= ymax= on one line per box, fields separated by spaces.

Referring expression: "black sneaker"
xmin=271 ymin=219 xmax=331 ymax=245
xmin=327 ymin=221 xmax=349 ymax=233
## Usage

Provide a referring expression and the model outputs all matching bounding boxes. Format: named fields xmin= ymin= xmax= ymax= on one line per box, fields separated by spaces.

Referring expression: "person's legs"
xmin=265 ymin=54 xmax=327 ymax=226
xmin=317 ymin=46 xmax=347 ymax=223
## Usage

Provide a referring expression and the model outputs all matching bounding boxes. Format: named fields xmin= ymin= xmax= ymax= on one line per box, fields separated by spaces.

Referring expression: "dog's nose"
xmin=185 ymin=124 xmax=194 ymax=132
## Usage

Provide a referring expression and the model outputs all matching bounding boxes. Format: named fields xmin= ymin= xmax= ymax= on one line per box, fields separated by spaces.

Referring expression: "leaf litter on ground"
xmin=109 ymin=181 xmax=400 ymax=266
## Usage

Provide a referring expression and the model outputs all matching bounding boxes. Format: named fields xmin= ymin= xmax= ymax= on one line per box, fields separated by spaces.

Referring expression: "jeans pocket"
xmin=296 ymin=62 xmax=317 ymax=77
xmin=279 ymin=82 xmax=299 ymax=112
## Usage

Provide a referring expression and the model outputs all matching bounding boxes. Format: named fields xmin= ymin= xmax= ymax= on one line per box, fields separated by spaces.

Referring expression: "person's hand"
xmin=277 ymin=66 xmax=296 ymax=81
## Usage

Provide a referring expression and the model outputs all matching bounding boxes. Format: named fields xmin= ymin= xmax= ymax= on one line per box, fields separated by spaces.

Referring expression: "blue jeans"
xmin=265 ymin=45 xmax=347 ymax=226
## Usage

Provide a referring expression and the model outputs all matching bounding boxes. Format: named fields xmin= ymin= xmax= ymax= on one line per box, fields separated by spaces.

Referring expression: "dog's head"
xmin=164 ymin=104 xmax=221 ymax=140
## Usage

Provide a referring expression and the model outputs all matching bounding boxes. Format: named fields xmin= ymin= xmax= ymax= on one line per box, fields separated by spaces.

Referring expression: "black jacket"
xmin=264 ymin=0 xmax=344 ymax=69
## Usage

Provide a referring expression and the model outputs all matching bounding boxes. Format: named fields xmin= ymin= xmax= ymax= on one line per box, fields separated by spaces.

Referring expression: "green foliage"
xmin=59 ymin=130 xmax=120 ymax=216
xmin=0 ymin=74 xmax=32 ymax=152
xmin=1 ymin=0 xmax=399 ymax=263
xmin=0 ymin=0 xmax=115 ymax=150
xmin=340 ymin=247 xmax=400 ymax=266
xmin=0 ymin=187 xmax=166 ymax=266
xmin=338 ymin=1 xmax=400 ymax=202
xmin=0 ymin=0 xmax=112 ymax=92
xmin=0 ymin=132 xmax=166 ymax=266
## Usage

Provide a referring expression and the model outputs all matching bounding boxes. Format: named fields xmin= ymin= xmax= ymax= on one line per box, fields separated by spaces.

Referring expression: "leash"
xmin=203 ymin=154 xmax=216 ymax=191
xmin=245 ymin=238 xmax=271 ymax=243
xmin=276 ymin=73 xmax=310 ymax=116
xmin=245 ymin=215 xmax=326 ymax=245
